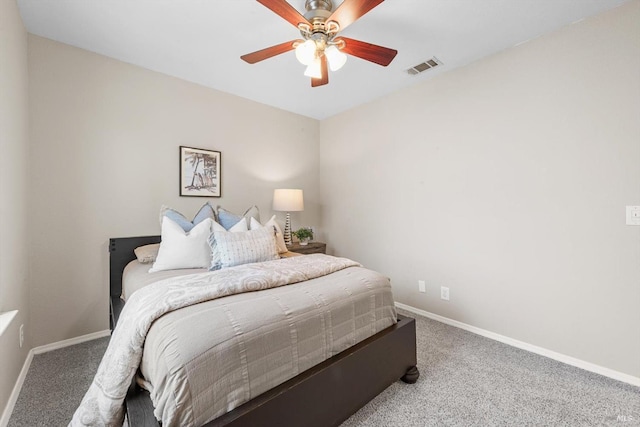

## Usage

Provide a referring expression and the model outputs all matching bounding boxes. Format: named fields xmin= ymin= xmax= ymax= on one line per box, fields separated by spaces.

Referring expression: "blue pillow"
xmin=160 ymin=203 xmax=216 ymax=232
xmin=217 ymin=206 xmax=260 ymax=230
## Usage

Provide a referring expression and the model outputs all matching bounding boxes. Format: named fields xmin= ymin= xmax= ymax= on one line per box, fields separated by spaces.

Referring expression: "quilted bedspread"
xmin=69 ymin=254 xmax=392 ymax=426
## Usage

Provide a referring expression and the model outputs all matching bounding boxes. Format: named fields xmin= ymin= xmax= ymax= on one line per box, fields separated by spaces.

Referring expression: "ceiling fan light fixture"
xmin=304 ymin=57 xmax=323 ymax=79
xmin=242 ymin=0 xmax=396 ymax=87
xmin=325 ymin=45 xmax=347 ymax=71
xmin=295 ymin=40 xmax=317 ymax=65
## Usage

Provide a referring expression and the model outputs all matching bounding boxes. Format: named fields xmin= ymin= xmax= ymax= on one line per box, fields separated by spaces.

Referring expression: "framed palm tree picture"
xmin=179 ymin=146 xmax=221 ymax=197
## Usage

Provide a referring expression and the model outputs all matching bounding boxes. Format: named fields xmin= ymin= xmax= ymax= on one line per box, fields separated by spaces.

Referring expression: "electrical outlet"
xmin=418 ymin=280 xmax=426 ymax=293
xmin=19 ymin=324 xmax=24 ymax=348
xmin=440 ymin=286 xmax=450 ymax=301
xmin=626 ymin=206 xmax=640 ymax=225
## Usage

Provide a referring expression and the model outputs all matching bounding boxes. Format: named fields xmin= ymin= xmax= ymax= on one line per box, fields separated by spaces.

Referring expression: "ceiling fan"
xmin=241 ymin=0 xmax=398 ymax=87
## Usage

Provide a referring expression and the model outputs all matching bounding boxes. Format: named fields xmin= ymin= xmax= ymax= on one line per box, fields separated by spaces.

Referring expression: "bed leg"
xmin=401 ymin=366 xmax=420 ymax=384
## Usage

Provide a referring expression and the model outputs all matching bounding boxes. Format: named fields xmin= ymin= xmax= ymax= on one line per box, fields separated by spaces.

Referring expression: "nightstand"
xmin=288 ymin=242 xmax=326 ymax=255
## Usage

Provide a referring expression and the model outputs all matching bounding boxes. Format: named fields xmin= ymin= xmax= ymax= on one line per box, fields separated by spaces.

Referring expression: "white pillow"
xmin=209 ymin=227 xmax=279 ymax=270
xmin=250 ymin=216 xmax=287 ymax=254
xmin=213 ymin=217 xmax=247 ymax=233
xmin=149 ymin=217 xmax=213 ymax=272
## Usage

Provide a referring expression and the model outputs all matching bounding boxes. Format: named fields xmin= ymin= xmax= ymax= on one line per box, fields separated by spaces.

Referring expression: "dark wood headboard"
xmin=109 ymin=235 xmax=161 ymax=297
xmin=109 ymin=236 xmax=160 ymax=330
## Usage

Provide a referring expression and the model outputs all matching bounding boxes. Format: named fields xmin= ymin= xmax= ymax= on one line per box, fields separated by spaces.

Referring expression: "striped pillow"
xmin=209 ymin=227 xmax=279 ymax=270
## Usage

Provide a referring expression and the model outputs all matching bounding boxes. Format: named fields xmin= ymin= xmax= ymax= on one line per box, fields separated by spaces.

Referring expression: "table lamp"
xmin=272 ymin=189 xmax=304 ymax=246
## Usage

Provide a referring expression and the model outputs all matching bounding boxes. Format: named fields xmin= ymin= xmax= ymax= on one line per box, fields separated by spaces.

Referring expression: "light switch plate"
xmin=418 ymin=280 xmax=426 ymax=293
xmin=626 ymin=206 xmax=640 ymax=225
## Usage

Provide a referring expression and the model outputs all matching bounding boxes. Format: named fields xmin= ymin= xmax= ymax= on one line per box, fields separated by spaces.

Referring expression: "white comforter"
xmin=70 ymin=255 xmax=362 ymax=426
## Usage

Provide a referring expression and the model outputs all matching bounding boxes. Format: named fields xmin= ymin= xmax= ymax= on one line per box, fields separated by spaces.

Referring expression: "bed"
xmin=107 ymin=235 xmax=419 ymax=427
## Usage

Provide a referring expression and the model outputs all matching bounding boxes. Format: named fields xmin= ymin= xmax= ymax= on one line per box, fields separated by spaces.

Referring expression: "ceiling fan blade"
xmin=311 ymin=55 xmax=329 ymax=87
xmin=338 ymin=37 xmax=397 ymax=66
xmin=257 ymin=0 xmax=311 ymax=28
xmin=326 ymin=0 xmax=384 ymax=32
xmin=241 ymin=40 xmax=298 ymax=64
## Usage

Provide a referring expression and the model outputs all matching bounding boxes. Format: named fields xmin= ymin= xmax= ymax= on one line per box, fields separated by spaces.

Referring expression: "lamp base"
xmin=283 ymin=212 xmax=293 ymax=246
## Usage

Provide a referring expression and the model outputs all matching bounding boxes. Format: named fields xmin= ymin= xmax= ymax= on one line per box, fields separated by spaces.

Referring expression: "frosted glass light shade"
xmin=325 ymin=45 xmax=347 ymax=71
xmin=273 ymin=189 xmax=304 ymax=212
xmin=295 ymin=40 xmax=317 ymax=65
xmin=304 ymin=58 xmax=323 ymax=79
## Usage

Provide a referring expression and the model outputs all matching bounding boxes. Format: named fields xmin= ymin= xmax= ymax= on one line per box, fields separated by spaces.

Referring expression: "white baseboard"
xmin=32 ymin=329 xmax=111 ymax=355
xmin=395 ymin=302 xmax=640 ymax=387
xmin=0 ymin=350 xmax=33 ymax=427
xmin=0 ymin=329 xmax=111 ymax=426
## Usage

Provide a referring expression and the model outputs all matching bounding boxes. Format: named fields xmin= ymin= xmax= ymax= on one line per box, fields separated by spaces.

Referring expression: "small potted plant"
xmin=293 ymin=227 xmax=314 ymax=245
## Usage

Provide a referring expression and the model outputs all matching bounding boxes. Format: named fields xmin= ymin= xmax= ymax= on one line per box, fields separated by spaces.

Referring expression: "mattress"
xmin=125 ymin=258 xmax=397 ymax=426
xmin=122 ymin=251 xmax=302 ymax=300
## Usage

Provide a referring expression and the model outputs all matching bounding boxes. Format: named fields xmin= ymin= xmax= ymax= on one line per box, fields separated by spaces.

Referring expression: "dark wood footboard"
xmin=125 ymin=315 xmax=418 ymax=427
xmin=110 ymin=235 xmax=419 ymax=427
xmin=208 ymin=314 xmax=418 ymax=427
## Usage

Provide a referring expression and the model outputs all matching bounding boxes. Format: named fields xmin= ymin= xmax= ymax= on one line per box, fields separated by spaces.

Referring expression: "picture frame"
xmin=179 ymin=146 xmax=221 ymax=197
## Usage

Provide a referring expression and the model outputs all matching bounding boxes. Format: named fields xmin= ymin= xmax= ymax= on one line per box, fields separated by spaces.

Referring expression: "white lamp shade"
xmin=273 ymin=189 xmax=304 ymax=212
xmin=325 ymin=45 xmax=347 ymax=71
xmin=295 ymin=40 xmax=316 ymax=66
xmin=304 ymin=58 xmax=323 ymax=79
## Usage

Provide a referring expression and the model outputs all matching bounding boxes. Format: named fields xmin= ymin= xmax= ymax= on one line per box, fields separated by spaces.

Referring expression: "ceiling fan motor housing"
xmin=304 ymin=0 xmax=333 ymax=27
xmin=305 ymin=0 xmax=333 ymax=14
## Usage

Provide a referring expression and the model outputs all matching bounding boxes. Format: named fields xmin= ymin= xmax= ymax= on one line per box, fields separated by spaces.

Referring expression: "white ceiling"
xmin=17 ymin=0 xmax=629 ymax=120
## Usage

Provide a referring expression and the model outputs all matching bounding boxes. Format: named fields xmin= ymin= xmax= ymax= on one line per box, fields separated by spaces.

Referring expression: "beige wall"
xmin=319 ymin=2 xmax=640 ymax=377
xmin=5 ymin=1 xmax=638 ymax=408
xmin=0 ymin=0 xmax=30 ymax=417
xmin=27 ymin=35 xmax=320 ymax=346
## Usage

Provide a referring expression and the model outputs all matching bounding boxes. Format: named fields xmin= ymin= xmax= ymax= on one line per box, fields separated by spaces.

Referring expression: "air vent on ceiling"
xmin=406 ymin=57 xmax=442 ymax=75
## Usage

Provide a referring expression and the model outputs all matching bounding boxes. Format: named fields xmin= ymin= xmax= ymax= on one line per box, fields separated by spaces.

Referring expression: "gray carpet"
xmin=343 ymin=310 xmax=640 ymax=426
xmin=8 ymin=336 xmax=110 ymax=427
xmin=8 ymin=310 xmax=640 ymax=426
